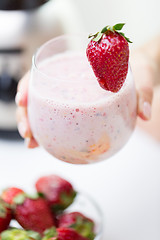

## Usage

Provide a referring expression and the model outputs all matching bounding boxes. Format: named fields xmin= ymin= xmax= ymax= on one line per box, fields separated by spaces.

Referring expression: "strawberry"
xmin=1 ymin=187 xmax=24 ymax=205
xmin=13 ymin=193 xmax=55 ymax=234
xmin=86 ymin=23 xmax=131 ymax=93
xmin=35 ymin=175 xmax=76 ymax=213
xmin=58 ymin=212 xmax=95 ymax=240
xmin=42 ymin=227 xmax=89 ymax=240
xmin=0 ymin=228 xmax=41 ymax=240
xmin=0 ymin=199 xmax=12 ymax=233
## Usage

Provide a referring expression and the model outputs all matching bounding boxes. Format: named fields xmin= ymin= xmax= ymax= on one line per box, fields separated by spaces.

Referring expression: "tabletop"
xmin=0 ymin=127 xmax=160 ymax=240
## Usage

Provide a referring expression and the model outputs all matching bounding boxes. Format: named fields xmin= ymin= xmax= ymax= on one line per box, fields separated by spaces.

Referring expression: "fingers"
xmin=15 ymin=72 xmax=30 ymax=107
xmin=16 ymin=105 xmax=39 ymax=148
xmin=25 ymin=137 xmax=39 ymax=148
xmin=16 ymin=72 xmax=39 ymax=149
xmin=137 ymin=85 xmax=160 ymax=141
xmin=136 ymin=65 xmax=153 ymax=120
xmin=130 ymin=51 xmax=154 ymax=120
xmin=137 ymin=87 xmax=153 ymax=121
xmin=16 ymin=106 xmax=32 ymax=139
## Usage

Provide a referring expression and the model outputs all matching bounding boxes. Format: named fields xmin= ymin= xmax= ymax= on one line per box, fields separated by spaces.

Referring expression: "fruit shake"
xmin=28 ymin=34 xmax=137 ymax=164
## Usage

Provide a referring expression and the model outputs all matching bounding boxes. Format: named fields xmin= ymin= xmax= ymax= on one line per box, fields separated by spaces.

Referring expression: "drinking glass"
xmin=28 ymin=34 xmax=137 ymax=164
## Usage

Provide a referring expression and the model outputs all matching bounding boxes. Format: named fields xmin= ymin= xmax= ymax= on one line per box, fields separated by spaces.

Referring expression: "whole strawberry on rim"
xmin=86 ymin=23 xmax=132 ymax=93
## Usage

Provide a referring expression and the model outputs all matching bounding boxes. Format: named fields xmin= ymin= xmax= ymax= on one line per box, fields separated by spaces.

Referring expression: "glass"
xmin=28 ymin=34 xmax=137 ymax=164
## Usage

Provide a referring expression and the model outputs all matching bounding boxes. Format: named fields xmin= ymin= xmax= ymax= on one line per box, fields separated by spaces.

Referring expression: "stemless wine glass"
xmin=28 ymin=34 xmax=137 ymax=164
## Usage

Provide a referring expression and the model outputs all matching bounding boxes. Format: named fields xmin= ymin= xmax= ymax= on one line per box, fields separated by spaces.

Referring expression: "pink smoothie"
xmin=28 ymin=51 xmax=137 ymax=164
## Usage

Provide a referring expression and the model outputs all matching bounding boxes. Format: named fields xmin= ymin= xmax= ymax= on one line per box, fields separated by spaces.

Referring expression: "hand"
xmin=16 ymin=72 xmax=39 ymax=148
xmin=130 ymin=35 xmax=160 ymax=140
xmin=137 ymin=84 xmax=160 ymax=141
xmin=131 ymin=35 xmax=160 ymax=120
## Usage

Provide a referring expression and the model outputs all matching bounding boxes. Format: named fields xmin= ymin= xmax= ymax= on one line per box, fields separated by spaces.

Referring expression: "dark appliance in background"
xmin=0 ymin=0 xmax=65 ymax=139
xmin=0 ymin=0 xmax=49 ymax=10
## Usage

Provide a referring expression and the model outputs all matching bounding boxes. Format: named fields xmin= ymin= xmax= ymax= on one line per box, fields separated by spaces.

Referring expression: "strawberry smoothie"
xmin=28 ymin=39 xmax=137 ymax=164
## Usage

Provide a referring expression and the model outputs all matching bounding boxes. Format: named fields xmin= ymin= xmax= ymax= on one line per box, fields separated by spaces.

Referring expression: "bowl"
xmin=10 ymin=192 xmax=103 ymax=240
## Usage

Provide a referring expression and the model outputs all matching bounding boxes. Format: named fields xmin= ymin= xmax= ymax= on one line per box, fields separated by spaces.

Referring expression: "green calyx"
xmin=42 ymin=227 xmax=57 ymax=240
xmin=0 ymin=228 xmax=41 ymax=240
xmin=60 ymin=191 xmax=77 ymax=208
xmin=0 ymin=198 xmax=11 ymax=218
xmin=13 ymin=192 xmax=42 ymax=205
xmin=51 ymin=191 xmax=77 ymax=213
xmin=0 ymin=204 xmax=7 ymax=218
xmin=0 ymin=199 xmax=9 ymax=218
xmin=89 ymin=23 xmax=132 ymax=43
xmin=13 ymin=193 xmax=26 ymax=205
xmin=70 ymin=216 xmax=95 ymax=240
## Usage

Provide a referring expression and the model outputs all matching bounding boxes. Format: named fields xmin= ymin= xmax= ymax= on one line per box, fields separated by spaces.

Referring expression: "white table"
xmin=0 ymin=127 xmax=160 ymax=240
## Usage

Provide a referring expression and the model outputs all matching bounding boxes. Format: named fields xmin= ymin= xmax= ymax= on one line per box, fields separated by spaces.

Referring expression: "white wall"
xmin=73 ymin=0 xmax=160 ymax=47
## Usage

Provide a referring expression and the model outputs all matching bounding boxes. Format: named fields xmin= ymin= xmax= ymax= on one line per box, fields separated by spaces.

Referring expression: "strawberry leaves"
xmin=113 ymin=23 xmax=125 ymax=31
xmin=118 ymin=32 xmax=132 ymax=43
xmin=89 ymin=23 xmax=132 ymax=43
xmin=0 ymin=229 xmax=41 ymax=240
xmin=42 ymin=227 xmax=57 ymax=240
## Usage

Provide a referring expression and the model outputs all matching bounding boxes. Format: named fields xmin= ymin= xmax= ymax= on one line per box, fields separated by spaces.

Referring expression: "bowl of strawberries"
xmin=0 ymin=174 xmax=103 ymax=240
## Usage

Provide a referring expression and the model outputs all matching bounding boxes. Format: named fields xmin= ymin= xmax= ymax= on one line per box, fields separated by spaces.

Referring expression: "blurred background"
xmin=0 ymin=0 xmax=160 ymax=239
xmin=0 ymin=0 xmax=83 ymax=136
xmin=0 ymin=0 xmax=160 ymax=136
xmin=74 ymin=0 xmax=160 ymax=47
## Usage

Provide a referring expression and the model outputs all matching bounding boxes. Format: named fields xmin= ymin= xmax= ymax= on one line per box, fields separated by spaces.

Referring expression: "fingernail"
xmin=15 ymin=92 xmax=22 ymax=105
xmin=143 ymin=101 xmax=151 ymax=120
xmin=17 ymin=121 xmax=27 ymax=138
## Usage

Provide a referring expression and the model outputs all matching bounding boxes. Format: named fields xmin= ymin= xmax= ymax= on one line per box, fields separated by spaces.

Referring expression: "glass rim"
xmin=32 ymin=35 xmax=66 ymax=81
xmin=32 ymin=33 xmax=90 ymax=82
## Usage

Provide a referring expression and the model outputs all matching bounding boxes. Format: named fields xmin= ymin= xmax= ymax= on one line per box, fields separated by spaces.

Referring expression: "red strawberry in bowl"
xmin=0 ymin=199 xmax=12 ymax=233
xmin=86 ymin=23 xmax=132 ymax=93
xmin=1 ymin=187 xmax=24 ymax=205
xmin=58 ymin=212 xmax=95 ymax=240
xmin=35 ymin=175 xmax=76 ymax=213
xmin=13 ymin=192 xmax=55 ymax=234
xmin=42 ymin=227 xmax=89 ymax=240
